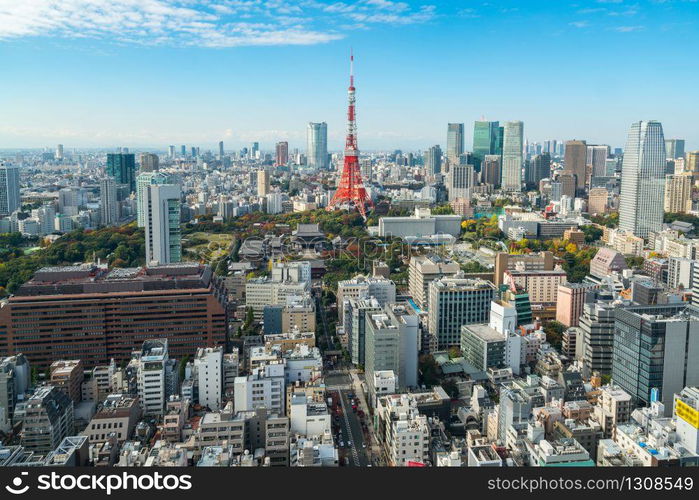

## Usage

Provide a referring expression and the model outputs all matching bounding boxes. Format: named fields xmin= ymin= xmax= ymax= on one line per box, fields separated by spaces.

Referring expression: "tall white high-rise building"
xmin=136 ymin=172 xmax=172 ymax=227
xmin=144 ymin=183 xmax=182 ymax=265
xmin=618 ymin=120 xmax=666 ymax=238
xmin=0 ymin=163 xmax=20 ymax=216
xmin=99 ymin=177 xmax=118 ymax=226
xmin=55 ymin=144 xmax=64 ymax=161
xmin=306 ymin=122 xmax=328 ymax=170
xmin=501 ymin=121 xmax=523 ymax=191
xmin=168 ymin=145 xmax=175 ymax=158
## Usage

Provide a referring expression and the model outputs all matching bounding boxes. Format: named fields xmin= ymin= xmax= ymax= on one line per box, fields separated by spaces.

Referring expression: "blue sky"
xmin=0 ymin=0 xmax=697 ymax=151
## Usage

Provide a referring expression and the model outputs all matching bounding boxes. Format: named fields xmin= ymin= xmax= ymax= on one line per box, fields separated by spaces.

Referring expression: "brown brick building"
xmin=0 ymin=263 xmax=228 ymax=369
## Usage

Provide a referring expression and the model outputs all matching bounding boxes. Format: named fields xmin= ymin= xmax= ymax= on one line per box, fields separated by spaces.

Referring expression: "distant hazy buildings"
xmin=618 ymin=120 xmax=666 ymax=238
xmin=275 ymin=141 xmax=288 ymax=166
xmin=501 ymin=121 xmax=523 ymax=191
xmin=139 ymin=153 xmax=159 ymax=173
xmin=307 ymin=122 xmax=328 ymax=170
xmin=665 ymin=139 xmax=685 ymax=159
xmin=0 ymin=163 xmax=20 ymax=216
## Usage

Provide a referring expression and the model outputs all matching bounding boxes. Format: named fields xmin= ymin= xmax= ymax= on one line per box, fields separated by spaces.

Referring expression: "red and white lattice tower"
xmin=327 ymin=51 xmax=372 ymax=220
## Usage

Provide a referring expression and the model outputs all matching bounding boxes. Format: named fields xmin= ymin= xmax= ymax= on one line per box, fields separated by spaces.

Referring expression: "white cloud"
xmin=570 ymin=21 xmax=590 ymax=28
xmin=614 ymin=25 xmax=645 ymax=31
xmin=0 ymin=0 xmax=437 ymax=47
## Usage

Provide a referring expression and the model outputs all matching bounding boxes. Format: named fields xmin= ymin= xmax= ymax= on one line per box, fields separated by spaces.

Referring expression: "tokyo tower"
xmin=327 ymin=51 xmax=373 ymax=220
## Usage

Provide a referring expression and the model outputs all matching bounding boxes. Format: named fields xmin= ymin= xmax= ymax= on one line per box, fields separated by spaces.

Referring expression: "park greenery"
xmin=0 ymin=224 xmax=145 ymax=296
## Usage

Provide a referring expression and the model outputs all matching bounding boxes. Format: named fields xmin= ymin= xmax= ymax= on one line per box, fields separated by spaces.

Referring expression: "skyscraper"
xmin=586 ymin=145 xmax=609 ymax=179
xmin=501 ymin=121 xmax=523 ymax=191
xmin=446 ymin=123 xmax=464 ymax=163
xmin=180 ymin=145 xmax=186 ymax=157
xmin=168 ymin=145 xmax=175 ymax=158
xmin=472 ymin=121 xmax=502 ymax=171
xmin=144 ymin=183 xmax=182 ymax=265
xmin=425 ymin=145 xmax=442 ymax=176
xmin=257 ymin=169 xmax=270 ymax=197
xmin=137 ymin=172 xmax=173 ymax=228
xmin=99 ymin=177 xmax=118 ymax=226
xmin=106 ymin=153 xmax=136 ymax=193
xmin=481 ymin=155 xmax=501 ymax=187
xmin=0 ymin=163 xmax=20 ymax=216
xmin=55 ymin=144 xmax=64 ymax=161
xmin=564 ymin=140 xmax=587 ymax=193
xmin=527 ymin=153 xmax=551 ymax=186
xmin=618 ymin=120 xmax=666 ymax=238
xmin=686 ymin=151 xmax=699 ymax=181
xmin=139 ymin=153 xmax=159 ymax=173
xmin=275 ymin=141 xmax=288 ymax=166
xmin=665 ymin=139 xmax=685 ymax=159
xmin=306 ymin=122 xmax=328 ymax=170
xmin=218 ymin=141 xmax=224 ymax=159
xmin=663 ymin=173 xmax=693 ymax=214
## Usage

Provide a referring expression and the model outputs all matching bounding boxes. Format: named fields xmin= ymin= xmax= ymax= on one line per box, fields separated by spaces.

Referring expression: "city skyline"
xmin=1 ymin=0 xmax=697 ymax=150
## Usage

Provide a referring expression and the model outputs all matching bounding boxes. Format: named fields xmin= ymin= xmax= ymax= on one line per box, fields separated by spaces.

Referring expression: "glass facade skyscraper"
xmin=0 ymin=163 xmax=20 ymax=216
xmin=306 ymin=122 xmax=328 ymax=170
xmin=472 ymin=121 xmax=502 ymax=171
xmin=106 ymin=153 xmax=136 ymax=193
xmin=618 ymin=120 xmax=666 ymax=238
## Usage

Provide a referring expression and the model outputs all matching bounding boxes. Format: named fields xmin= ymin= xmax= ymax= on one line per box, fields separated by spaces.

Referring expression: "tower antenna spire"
xmin=327 ymin=50 xmax=372 ymax=220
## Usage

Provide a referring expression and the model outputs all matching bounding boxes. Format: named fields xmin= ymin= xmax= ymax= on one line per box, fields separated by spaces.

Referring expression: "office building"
xmin=0 ymin=263 xmax=227 ymax=368
xmin=473 ymin=120 xmax=502 ymax=171
xmin=503 ymin=267 xmax=567 ymax=307
xmin=136 ymin=171 xmax=172 ymax=227
xmin=336 ymin=275 xmax=396 ymax=323
xmin=257 ymin=169 xmax=270 ymax=197
xmin=612 ymin=304 xmax=699 ymax=411
xmin=481 ymin=155 xmax=501 ymax=187
xmin=556 ymin=283 xmax=596 ymax=327
xmin=55 ymin=144 xmax=64 ymax=160
xmin=665 ymin=139 xmax=685 ymax=159
xmin=106 ymin=153 xmax=136 ymax=192
xmin=589 ymin=248 xmax=627 ymax=279
xmin=687 ymin=151 xmax=699 ymax=181
xmin=17 ymin=386 xmax=74 ymax=453
xmin=233 ymin=362 xmax=286 ymax=415
xmin=50 ymin=359 xmax=84 ymax=403
xmin=664 ymin=173 xmax=693 ymax=213
xmin=139 ymin=153 xmax=159 ymax=172
xmin=408 ymin=254 xmax=460 ymax=309
xmin=446 ymin=123 xmax=464 ymax=163
xmin=588 ymin=187 xmax=608 ymax=215
xmin=128 ymin=339 xmax=178 ymax=416
xmin=144 ymin=182 xmax=181 ymax=265
xmin=674 ymin=387 xmax=699 ymax=455
xmin=563 ymin=140 xmax=587 ymax=193
xmin=501 ymin=121 xmax=523 ymax=191
xmin=99 ymin=177 xmax=118 ymax=226
xmin=307 ymin=122 xmax=328 ymax=170
xmin=428 ymin=276 xmax=497 ymax=348
xmin=365 ymin=304 xmax=419 ymax=393
xmin=0 ymin=163 xmax=20 ymax=216
xmin=618 ymin=120 xmax=666 ymax=238
xmin=448 ymin=163 xmax=475 ymax=201
xmin=378 ymin=207 xmax=462 ymax=241
xmin=587 ymin=145 xmax=609 ymax=179
xmin=194 ymin=347 xmax=223 ymax=411
xmin=375 ymin=394 xmax=430 ymax=466
xmin=528 ymin=153 xmax=551 ymax=186
xmin=425 ymin=145 xmax=442 ymax=176
xmin=275 ymin=141 xmax=288 ymax=166
xmin=347 ymin=297 xmax=382 ymax=366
